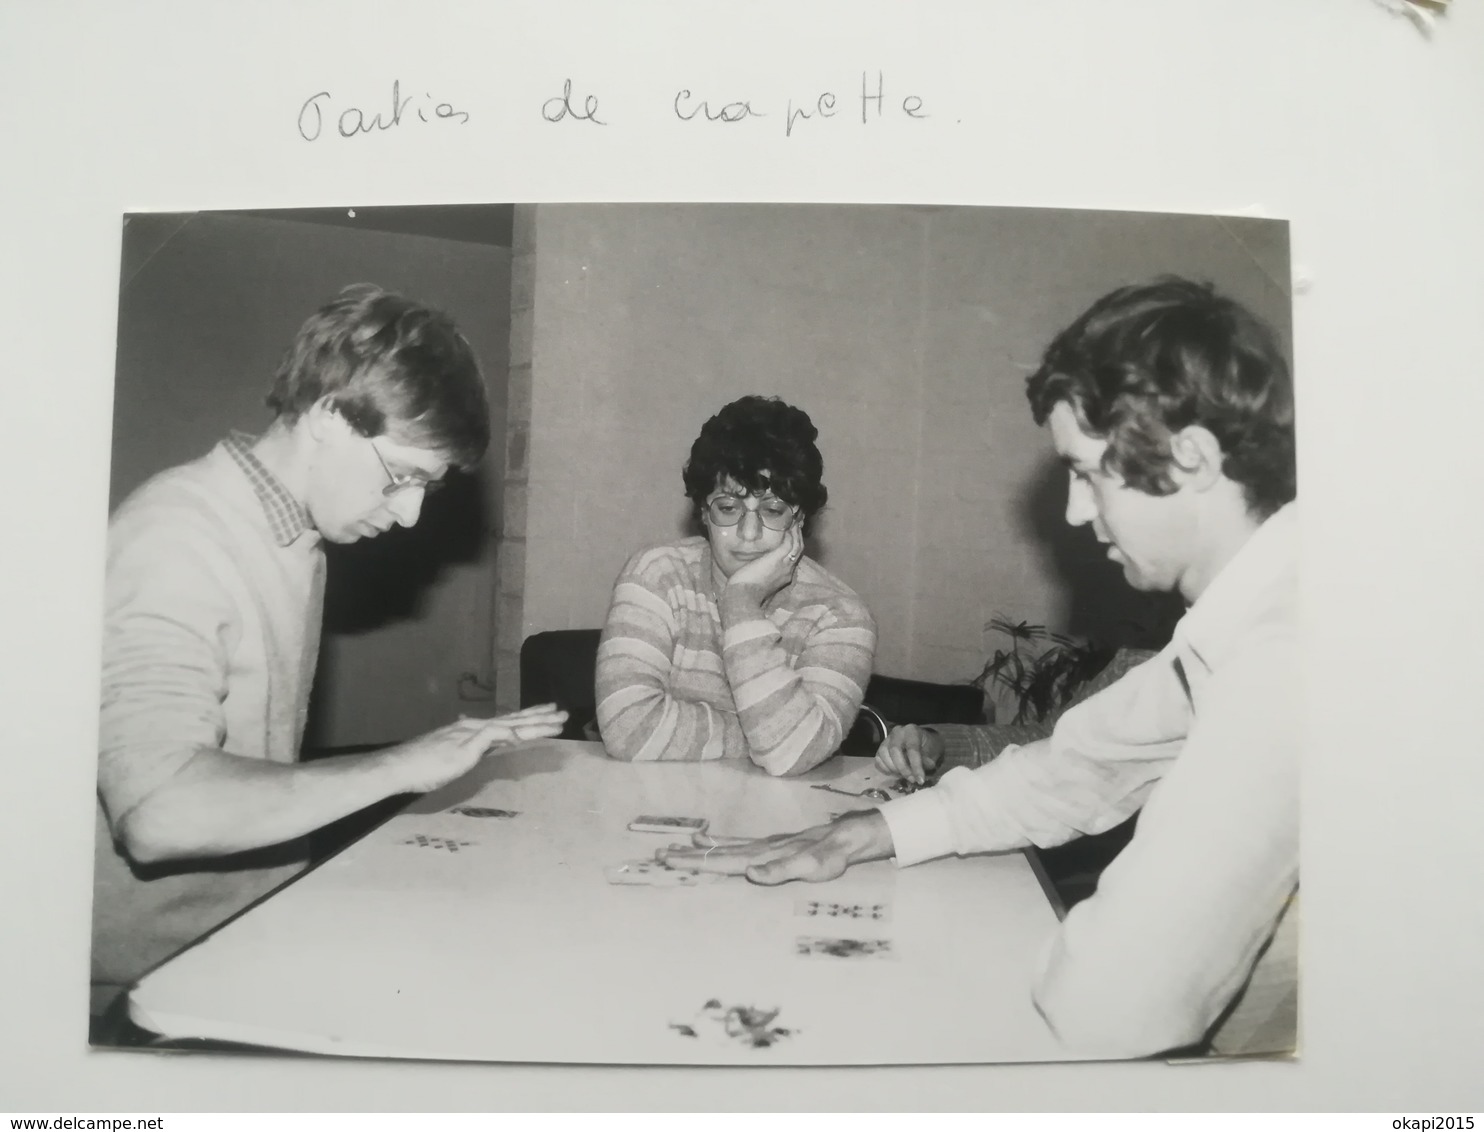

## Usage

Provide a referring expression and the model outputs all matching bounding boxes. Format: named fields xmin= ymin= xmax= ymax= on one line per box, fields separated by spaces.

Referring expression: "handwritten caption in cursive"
xmin=296 ymin=72 xmax=936 ymax=142
xmin=298 ymin=81 xmax=470 ymax=141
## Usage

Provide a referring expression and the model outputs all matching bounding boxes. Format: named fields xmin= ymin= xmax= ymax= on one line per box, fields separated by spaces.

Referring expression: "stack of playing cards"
xmin=795 ymin=936 xmax=895 ymax=960
xmin=669 ymin=998 xmax=795 ymax=1049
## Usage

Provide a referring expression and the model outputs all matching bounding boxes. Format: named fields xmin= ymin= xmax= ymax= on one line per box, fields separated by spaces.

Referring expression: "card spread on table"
xmin=795 ymin=899 xmax=891 ymax=922
xmin=886 ymin=776 xmax=931 ymax=795
xmin=627 ymin=815 xmax=708 ymax=835
xmin=449 ymin=806 xmax=519 ymax=819
xmin=399 ymin=834 xmax=476 ymax=853
xmin=669 ymin=998 xmax=795 ymax=1049
xmin=795 ymin=935 xmax=895 ymax=960
xmin=604 ymin=858 xmax=723 ymax=886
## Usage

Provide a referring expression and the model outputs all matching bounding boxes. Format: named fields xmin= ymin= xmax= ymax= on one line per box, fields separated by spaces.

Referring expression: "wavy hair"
xmin=266 ymin=284 xmax=490 ymax=469
xmin=1026 ymin=277 xmax=1295 ymax=517
xmin=682 ymin=396 xmax=828 ymax=532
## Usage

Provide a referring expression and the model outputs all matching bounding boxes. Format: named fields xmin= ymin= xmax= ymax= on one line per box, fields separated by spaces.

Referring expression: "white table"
xmin=129 ymin=740 xmax=1085 ymax=1065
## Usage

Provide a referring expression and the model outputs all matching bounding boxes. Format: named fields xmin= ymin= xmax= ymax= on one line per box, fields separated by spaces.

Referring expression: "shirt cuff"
xmin=879 ymin=788 xmax=958 ymax=868
xmin=717 ymin=585 xmax=770 ymax=632
xmin=932 ymin=723 xmax=990 ymax=770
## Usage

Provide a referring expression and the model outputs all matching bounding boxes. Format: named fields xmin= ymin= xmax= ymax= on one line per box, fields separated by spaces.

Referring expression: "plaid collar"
xmin=222 ymin=431 xmax=313 ymax=547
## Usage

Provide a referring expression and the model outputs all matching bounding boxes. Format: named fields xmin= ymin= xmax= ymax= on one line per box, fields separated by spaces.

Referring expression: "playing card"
xmin=887 ymin=776 xmax=930 ymax=795
xmin=449 ymin=805 xmax=519 ymax=819
xmin=669 ymin=998 xmax=795 ymax=1049
xmin=794 ymin=898 xmax=891 ymax=922
xmin=603 ymin=859 xmax=723 ymax=886
xmin=627 ymin=815 xmax=708 ymax=835
xmin=399 ymin=834 xmax=476 ymax=853
xmin=794 ymin=935 xmax=895 ymax=960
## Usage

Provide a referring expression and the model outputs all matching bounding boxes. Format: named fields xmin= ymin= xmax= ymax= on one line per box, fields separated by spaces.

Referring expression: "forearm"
xmin=595 ymin=684 xmax=741 ymax=762
xmin=595 ymin=568 xmax=746 ymax=761
xmin=835 ymin=808 xmax=897 ymax=865
xmin=889 ymin=657 xmax=1190 ymax=863
xmin=717 ymin=588 xmax=871 ymax=776
xmin=932 ymin=722 xmax=1047 ymax=770
xmin=115 ymin=746 xmax=415 ymax=863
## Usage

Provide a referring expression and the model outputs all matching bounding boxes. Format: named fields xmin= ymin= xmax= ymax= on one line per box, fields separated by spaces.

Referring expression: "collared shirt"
xmin=223 ymin=431 xmax=312 ymax=546
xmin=881 ymin=503 xmax=1300 ymax=1057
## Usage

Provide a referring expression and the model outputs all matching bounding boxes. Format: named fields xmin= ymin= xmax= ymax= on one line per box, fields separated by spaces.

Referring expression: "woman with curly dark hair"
xmin=595 ymin=395 xmax=877 ymax=776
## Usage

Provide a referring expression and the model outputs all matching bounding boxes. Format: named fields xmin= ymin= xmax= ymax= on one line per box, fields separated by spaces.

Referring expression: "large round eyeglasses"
xmin=706 ymin=493 xmax=798 ymax=531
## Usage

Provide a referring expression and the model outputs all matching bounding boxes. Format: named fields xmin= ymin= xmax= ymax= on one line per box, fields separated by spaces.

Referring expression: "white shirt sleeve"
xmin=878 ymin=632 xmax=1300 ymax=1057
xmin=880 ymin=644 xmax=1189 ymax=864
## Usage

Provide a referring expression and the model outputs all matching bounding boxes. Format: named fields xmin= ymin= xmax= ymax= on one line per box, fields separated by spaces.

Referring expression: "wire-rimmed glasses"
xmin=705 ymin=493 xmax=798 ymax=530
xmin=368 ymin=437 xmax=443 ymax=497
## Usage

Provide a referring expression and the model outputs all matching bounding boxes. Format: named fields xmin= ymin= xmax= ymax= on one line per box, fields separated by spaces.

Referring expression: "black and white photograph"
xmin=89 ymin=201 xmax=1297 ymax=1066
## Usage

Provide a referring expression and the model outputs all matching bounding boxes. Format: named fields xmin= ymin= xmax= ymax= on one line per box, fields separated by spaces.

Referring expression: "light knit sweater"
xmin=595 ymin=537 xmax=877 ymax=776
xmin=91 ymin=443 xmax=325 ymax=1009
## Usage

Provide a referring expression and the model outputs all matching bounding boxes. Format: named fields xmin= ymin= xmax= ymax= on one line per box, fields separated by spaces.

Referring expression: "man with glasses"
xmin=596 ymin=395 xmax=877 ymax=776
xmin=91 ymin=284 xmax=566 ymax=1032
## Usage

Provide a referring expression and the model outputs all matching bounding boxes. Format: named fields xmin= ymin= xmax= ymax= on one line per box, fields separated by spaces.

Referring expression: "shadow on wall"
xmin=320 ymin=473 xmax=489 ymax=635
xmin=807 ymin=510 xmax=834 ymax=569
xmin=1017 ymin=454 xmax=1183 ymax=651
xmin=304 ymin=473 xmax=490 ymax=750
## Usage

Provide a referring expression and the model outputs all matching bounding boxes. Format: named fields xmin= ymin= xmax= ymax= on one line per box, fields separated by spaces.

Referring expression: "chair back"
xmin=838 ymin=674 xmax=987 ymax=756
xmin=519 ymin=628 xmax=603 ymax=740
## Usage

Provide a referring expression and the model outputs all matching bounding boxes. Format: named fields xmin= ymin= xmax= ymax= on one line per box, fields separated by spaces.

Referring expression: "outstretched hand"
xmin=657 ymin=809 xmax=895 ymax=885
xmin=389 ymin=703 xmax=568 ymax=794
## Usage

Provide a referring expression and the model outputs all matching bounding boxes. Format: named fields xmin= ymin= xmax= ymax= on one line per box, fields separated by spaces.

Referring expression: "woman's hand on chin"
xmin=724 ymin=523 xmax=803 ymax=605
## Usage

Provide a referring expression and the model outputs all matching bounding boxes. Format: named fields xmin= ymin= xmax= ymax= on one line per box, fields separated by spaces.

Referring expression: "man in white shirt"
xmin=662 ymin=277 xmax=1299 ymax=1059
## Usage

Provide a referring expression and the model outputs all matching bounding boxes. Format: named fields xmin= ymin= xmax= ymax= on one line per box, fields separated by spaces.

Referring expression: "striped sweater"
xmin=595 ymin=537 xmax=876 ymax=776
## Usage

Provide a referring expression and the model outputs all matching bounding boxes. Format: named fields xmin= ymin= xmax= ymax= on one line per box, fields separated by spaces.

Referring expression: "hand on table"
xmin=387 ymin=703 xmax=568 ymax=794
xmin=874 ymin=723 xmax=944 ymax=786
xmin=657 ymin=809 xmax=895 ymax=885
xmin=724 ymin=522 xmax=804 ymax=606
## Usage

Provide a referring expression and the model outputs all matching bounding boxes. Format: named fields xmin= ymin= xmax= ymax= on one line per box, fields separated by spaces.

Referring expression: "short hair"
xmin=1026 ymin=277 xmax=1296 ymax=518
xmin=682 ymin=396 xmax=828 ymax=531
xmin=266 ymin=284 xmax=490 ymax=470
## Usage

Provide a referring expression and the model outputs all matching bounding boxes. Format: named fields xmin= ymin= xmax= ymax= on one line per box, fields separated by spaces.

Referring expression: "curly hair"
xmin=1026 ymin=277 xmax=1295 ymax=518
xmin=266 ymin=283 xmax=490 ymax=470
xmin=682 ymin=396 xmax=828 ymax=531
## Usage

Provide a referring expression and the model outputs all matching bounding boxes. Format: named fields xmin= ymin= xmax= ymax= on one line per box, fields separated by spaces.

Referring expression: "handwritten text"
xmin=298 ymin=81 xmax=470 ymax=142
xmin=296 ymin=71 xmax=941 ymax=142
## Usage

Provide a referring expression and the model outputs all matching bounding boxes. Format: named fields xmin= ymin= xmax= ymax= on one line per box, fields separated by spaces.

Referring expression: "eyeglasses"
xmin=368 ymin=438 xmax=443 ymax=497
xmin=705 ymin=493 xmax=798 ymax=531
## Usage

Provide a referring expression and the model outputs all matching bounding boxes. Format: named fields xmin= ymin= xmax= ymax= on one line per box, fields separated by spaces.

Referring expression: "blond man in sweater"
xmin=92 ymin=285 xmax=565 ymax=1030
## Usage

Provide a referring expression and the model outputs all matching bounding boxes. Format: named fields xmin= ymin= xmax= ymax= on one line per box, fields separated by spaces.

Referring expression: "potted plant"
xmin=971 ymin=615 xmax=1118 ymax=726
